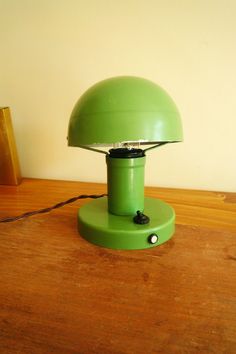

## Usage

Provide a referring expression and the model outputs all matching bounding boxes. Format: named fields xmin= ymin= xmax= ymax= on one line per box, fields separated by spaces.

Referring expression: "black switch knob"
xmin=133 ymin=210 xmax=150 ymax=225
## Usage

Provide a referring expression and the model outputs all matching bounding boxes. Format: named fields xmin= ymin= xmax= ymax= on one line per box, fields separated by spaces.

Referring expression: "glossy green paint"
xmin=68 ymin=76 xmax=183 ymax=249
xmin=68 ymin=76 xmax=183 ymax=146
xmin=106 ymin=155 xmax=145 ymax=216
xmin=78 ymin=197 xmax=175 ymax=250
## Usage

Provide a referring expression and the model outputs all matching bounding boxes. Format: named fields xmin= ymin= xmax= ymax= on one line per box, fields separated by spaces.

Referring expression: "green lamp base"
xmin=78 ymin=197 xmax=175 ymax=250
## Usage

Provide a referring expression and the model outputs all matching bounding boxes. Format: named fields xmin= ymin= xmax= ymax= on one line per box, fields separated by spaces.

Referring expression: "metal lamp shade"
xmin=68 ymin=76 xmax=183 ymax=147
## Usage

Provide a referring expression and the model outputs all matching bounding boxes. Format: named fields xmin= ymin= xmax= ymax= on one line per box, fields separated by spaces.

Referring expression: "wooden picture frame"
xmin=0 ymin=107 xmax=22 ymax=185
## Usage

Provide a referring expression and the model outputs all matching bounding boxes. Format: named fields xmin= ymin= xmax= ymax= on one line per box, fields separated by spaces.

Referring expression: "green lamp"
xmin=68 ymin=76 xmax=183 ymax=250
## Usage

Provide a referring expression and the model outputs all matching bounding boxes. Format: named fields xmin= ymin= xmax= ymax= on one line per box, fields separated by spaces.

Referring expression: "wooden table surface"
xmin=0 ymin=178 xmax=236 ymax=354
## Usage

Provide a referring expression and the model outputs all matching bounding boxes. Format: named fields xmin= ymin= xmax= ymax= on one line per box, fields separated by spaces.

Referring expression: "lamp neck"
xmin=106 ymin=152 xmax=145 ymax=216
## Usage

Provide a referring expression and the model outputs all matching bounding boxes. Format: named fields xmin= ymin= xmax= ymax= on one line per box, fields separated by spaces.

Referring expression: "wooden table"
xmin=0 ymin=178 xmax=236 ymax=354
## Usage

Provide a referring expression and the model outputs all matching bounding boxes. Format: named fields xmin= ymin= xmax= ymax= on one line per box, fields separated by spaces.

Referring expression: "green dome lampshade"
xmin=68 ymin=76 xmax=183 ymax=250
xmin=68 ymin=76 xmax=183 ymax=147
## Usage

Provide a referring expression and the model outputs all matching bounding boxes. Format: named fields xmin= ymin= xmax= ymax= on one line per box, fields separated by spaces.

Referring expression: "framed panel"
xmin=0 ymin=107 xmax=21 ymax=185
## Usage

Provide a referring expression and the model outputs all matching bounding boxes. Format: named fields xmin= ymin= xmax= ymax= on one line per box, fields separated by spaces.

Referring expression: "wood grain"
xmin=0 ymin=179 xmax=236 ymax=354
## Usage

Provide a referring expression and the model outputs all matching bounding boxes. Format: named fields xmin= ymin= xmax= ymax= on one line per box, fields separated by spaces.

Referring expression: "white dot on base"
xmin=149 ymin=234 xmax=158 ymax=244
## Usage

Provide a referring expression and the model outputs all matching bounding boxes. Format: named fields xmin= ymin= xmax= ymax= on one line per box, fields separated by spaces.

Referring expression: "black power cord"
xmin=0 ymin=194 xmax=107 ymax=223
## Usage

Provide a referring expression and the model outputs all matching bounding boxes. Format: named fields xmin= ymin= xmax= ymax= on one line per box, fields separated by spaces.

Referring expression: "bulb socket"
xmin=109 ymin=148 xmax=145 ymax=159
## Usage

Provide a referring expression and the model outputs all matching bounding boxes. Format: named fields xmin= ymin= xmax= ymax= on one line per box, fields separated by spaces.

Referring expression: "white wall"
xmin=0 ymin=0 xmax=235 ymax=192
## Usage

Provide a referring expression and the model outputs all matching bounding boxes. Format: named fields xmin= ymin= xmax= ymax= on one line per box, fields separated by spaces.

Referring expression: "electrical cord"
xmin=0 ymin=194 xmax=107 ymax=223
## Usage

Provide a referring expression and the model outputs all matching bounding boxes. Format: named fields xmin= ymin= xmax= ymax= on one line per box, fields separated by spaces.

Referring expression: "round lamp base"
xmin=78 ymin=197 xmax=175 ymax=250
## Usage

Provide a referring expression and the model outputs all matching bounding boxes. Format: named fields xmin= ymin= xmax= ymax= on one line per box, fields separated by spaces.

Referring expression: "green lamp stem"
xmin=106 ymin=154 xmax=145 ymax=216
